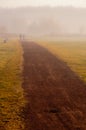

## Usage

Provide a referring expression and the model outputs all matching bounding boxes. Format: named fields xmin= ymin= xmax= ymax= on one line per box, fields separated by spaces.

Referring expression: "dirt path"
xmin=22 ymin=41 xmax=86 ymax=130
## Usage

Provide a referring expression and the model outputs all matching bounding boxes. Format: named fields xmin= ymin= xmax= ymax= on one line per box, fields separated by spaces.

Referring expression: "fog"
xmin=0 ymin=6 xmax=86 ymax=37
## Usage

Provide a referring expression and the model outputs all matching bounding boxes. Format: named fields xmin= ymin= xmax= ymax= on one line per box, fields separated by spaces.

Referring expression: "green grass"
xmin=0 ymin=40 xmax=25 ymax=130
xmin=38 ymin=41 xmax=86 ymax=82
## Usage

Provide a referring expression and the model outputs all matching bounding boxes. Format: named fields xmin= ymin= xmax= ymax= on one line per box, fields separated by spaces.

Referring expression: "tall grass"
xmin=0 ymin=40 xmax=25 ymax=130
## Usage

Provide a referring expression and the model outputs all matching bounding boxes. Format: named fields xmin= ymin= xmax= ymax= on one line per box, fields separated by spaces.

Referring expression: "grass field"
xmin=0 ymin=40 xmax=25 ymax=130
xmin=0 ymin=39 xmax=86 ymax=130
xmin=38 ymin=41 xmax=86 ymax=82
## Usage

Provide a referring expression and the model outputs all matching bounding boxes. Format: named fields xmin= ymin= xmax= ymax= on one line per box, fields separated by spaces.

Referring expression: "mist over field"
xmin=1 ymin=1 xmax=86 ymax=129
xmin=0 ymin=6 xmax=86 ymax=37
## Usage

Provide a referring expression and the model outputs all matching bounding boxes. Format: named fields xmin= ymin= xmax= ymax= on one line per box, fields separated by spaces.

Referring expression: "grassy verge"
xmin=0 ymin=40 xmax=25 ymax=130
xmin=37 ymin=41 xmax=86 ymax=82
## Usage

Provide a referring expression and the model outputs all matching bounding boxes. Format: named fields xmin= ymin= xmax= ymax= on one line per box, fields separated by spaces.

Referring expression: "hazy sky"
xmin=0 ymin=0 xmax=86 ymax=8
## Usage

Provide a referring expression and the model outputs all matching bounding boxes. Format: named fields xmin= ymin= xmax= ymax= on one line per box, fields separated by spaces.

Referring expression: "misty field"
xmin=38 ymin=41 xmax=86 ymax=82
xmin=0 ymin=40 xmax=25 ymax=130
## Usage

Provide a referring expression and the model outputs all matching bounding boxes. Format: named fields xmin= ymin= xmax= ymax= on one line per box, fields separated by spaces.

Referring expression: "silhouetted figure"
xmin=19 ymin=34 xmax=25 ymax=41
xmin=3 ymin=39 xmax=7 ymax=43
xmin=19 ymin=34 xmax=22 ymax=41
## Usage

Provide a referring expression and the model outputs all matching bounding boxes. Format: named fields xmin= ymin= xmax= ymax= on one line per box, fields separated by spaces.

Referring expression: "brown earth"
xmin=22 ymin=41 xmax=86 ymax=130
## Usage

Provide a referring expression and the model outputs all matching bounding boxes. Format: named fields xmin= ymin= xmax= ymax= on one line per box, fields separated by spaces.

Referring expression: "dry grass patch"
xmin=0 ymin=40 xmax=25 ymax=130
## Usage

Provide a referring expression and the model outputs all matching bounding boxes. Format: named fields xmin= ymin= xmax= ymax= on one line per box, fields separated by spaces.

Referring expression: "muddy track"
xmin=22 ymin=41 xmax=86 ymax=130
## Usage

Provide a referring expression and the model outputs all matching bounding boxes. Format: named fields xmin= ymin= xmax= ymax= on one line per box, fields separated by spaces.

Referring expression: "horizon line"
xmin=0 ymin=5 xmax=86 ymax=9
